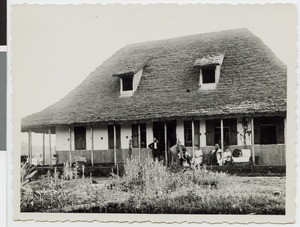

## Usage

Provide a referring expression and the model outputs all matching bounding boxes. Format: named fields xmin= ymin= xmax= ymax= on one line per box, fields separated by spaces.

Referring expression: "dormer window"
xmin=122 ymin=75 xmax=133 ymax=91
xmin=113 ymin=69 xmax=143 ymax=97
xmin=202 ymin=66 xmax=216 ymax=84
xmin=194 ymin=54 xmax=224 ymax=90
xmin=112 ymin=57 xmax=150 ymax=97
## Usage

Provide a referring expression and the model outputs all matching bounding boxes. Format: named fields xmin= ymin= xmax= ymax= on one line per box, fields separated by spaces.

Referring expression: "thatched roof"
xmin=22 ymin=28 xmax=286 ymax=132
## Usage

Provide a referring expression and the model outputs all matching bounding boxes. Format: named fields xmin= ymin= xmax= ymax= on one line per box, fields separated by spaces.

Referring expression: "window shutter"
xmin=254 ymin=118 xmax=260 ymax=144
xmin=206 ymin=120 xmax=215 ymax=146
xmin=116 ymin=125 xmax=121 ymax=149
xmin=132 ymin=124 xmax=139 ymax=148
xmin=228 ymin=119 xmax=237 ymax=145
xmin=108 ymin=125 xmax=114 ymax=149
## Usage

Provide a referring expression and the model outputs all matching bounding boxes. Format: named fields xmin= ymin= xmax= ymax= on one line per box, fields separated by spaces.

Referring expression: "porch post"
xmin=164 ymin=123 xmax=168 ymax=166
xmin=48 ymin=128 xmax=52 ymax=166
xmin=69 ymin=126 xmax=72 ymax=164
xmin=138 ymin=124 xmax=141 ymax=162
xmin=220 ymin=119 xmax=224 ymax=166
xmin=42 ymin=133 xmax=45 ymax=166
xmin=113 ymin=125 xmax=117 ymax=167
xmin=251 ymin=117 xmax=255 ymax=165
xmin=91 ymin=126 xmax=94 ymax=166
xmin=191 ymin=120 xmax=195 ymax=160
xmin=28 ymin=130 xmax=32 ymax=165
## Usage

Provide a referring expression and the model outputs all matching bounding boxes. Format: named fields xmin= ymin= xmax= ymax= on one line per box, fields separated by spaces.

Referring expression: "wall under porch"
xmin=56 ymin=148 xmax=152 ymax=165
xmin=55 ymin=144 xmax=285 ymax=166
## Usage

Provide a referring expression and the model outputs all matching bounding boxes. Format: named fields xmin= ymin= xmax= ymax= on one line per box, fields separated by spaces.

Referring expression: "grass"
xmin=20 ymin=159 xmax=285 ymax=214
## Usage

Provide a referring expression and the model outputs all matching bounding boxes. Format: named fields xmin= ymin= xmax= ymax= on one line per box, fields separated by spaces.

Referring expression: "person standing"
xmin=128 ymin=137 xmax=133 ymax=160
xmin=148 ymin=138 xmax=159 ymax=161
xmin=210 ymin=143 xmax=221 ymax=165
xmin=193 ymin=145 xmax=203 ymax=168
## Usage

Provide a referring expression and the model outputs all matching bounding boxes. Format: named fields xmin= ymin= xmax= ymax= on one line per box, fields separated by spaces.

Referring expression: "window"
xmin=184 ymin=121 xmax=192 ymax=146
xmin=132 ymin=124 xmax=138 ymax=148
xmin=108 ymin=125 xmax=121 ymax=149
xmin=74 ymin=126 xmax=86 ymax=150
xmin=254 ymin=117 xmax=284 ymax=145
xmin=260 ymin=124 xmax=277 ymax=144
xmin=140 ymin=124 xmax=147 ymax=148
xmin=122 ymin=76 xmax=133 ymax=91
xmin=184 ymin=120 xmax=200 ymax=147
xmin=202 ymin=67 xmax=216 ymax=84
xmin=132 ymin=123 xmax=147 ymax=148
xmin=206 ymin=119 xmax=237 ymax=146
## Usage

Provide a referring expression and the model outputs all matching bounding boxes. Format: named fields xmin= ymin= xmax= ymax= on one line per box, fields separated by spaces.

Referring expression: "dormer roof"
xmin=194 ymin=54 xmax=225 ymax=68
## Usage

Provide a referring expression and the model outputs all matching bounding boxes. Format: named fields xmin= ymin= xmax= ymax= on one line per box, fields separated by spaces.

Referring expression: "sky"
xmin=12 ymin=4 xmax=296 ymax=143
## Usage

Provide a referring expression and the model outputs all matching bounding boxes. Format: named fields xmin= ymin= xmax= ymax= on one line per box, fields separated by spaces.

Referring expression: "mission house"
xmin=21 ymin=28 xmax=286 ymax=167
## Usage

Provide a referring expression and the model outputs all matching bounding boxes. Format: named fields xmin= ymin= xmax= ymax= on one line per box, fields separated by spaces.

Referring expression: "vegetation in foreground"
xmin=20 ymin=159 xmax=285 ymax=214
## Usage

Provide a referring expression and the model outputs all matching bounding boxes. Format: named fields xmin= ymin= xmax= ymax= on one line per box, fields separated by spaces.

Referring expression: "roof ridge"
xmin=125 ymin=28 xmax=250 ymax=48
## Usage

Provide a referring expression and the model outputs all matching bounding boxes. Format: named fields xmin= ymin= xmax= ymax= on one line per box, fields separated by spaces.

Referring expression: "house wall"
xmin=121 ymin=124 xmax=131 ymax=149
xmin=199 ymin=119 xmax=206 ymax=146
xmin=56 ymin=126 xmax=74 ymax=151
xmin=54 ymin=117 xmax=285 ymax=166
xmin=146 ymin=123 xmax=153 ymax=145
xmin=93 ymin=125 xmax=108 ymax=150
xmin=176 ymin=120 xmax=184 ymax=144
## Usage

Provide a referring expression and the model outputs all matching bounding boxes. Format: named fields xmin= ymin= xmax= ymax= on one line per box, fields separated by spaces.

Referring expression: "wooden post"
xmin=91 ymin=126 xmax=94 ymax=166
xmin=191 ymin=120 xmax=195 ymax=161
xmin=113 ymin=125 xmax=117 ymax=167
xmin=28 ymin=130 xmax=32 ymax=165
xmin=48 ymin=129 xmax=52 ymax=166
xmin=164 ymin=123 xmax=168 ymax=166
xmin=220 ymin=119 xmax=224 ymax=166
xmin=69 ymin=126 xmax=72 ymax=165
xmin=251 ymin=117 xmax=255 ymax=165
xmin=42 ymin=133 xmax=45 ymax=166
xmin=138 ymin=124 xmax=141 ymax=162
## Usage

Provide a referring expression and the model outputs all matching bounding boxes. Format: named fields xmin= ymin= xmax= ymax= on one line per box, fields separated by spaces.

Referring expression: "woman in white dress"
xmin=193 ymin=145 xmax=203 ymax=168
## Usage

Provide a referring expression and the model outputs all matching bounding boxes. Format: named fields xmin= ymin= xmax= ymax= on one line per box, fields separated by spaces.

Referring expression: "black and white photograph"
xmin=12 ymin=3 xmax=296 ymax=223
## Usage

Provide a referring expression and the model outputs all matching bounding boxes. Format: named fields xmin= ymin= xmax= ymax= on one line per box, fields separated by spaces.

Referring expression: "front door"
xmin=153 ymin=121 xmax=177 ymax=155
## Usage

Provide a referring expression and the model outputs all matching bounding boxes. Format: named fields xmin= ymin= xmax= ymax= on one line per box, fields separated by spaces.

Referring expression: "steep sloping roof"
xmin=22 ymin=28 xmax=286 ymax=132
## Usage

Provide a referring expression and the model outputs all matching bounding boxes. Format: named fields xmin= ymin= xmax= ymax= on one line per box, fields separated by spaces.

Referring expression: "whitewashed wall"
xmin=199 ymin=119 xmax=206 ymax=147
xmin=121 ymin=124 xmax=131 ymax=149
xmin=86 ymin=126 xmax=92 ymax=150
xmin=176 ymin=120 xmax=184 ymax=144
xmin=146 ymin=123 xmax=153 ymax=145
xmin=56 ymin=126 xmax=74 ymax=151
xmin=93 ymin=125 xmax=108 ymax=150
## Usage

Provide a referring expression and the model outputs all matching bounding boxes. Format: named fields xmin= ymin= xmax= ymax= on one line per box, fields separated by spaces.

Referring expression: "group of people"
xmin=147 ymin=138 xmax=233 ymax=167
xmin=206 ymin=143 xmax=233 ymax=166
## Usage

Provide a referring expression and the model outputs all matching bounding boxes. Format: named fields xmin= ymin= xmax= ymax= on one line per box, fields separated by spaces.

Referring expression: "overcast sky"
xmin=12 ymin=4 xmax=296 ymax=121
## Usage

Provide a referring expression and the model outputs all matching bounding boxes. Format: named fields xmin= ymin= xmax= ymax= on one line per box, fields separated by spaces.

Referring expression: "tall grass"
xmin=20 ymin=159 xmax=285 ymax=214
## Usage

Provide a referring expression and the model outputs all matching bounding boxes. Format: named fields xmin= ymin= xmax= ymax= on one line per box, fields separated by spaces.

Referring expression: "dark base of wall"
xmin=33 ymin=164 xmax=285 ymax=178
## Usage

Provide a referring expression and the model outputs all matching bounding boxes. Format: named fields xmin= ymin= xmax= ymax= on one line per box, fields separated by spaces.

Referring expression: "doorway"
xmin=153 ymin=121 xmax=177 ymax=155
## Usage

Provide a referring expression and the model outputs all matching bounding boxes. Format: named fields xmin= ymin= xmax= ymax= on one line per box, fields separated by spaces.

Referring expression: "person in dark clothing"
xmin=209 ymin=143 xmax=221 ymax=165
xmin=148 ymin=138 xmax=159 ymax=161
xmin=179 ymin=146 xmax=192 ymax=167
